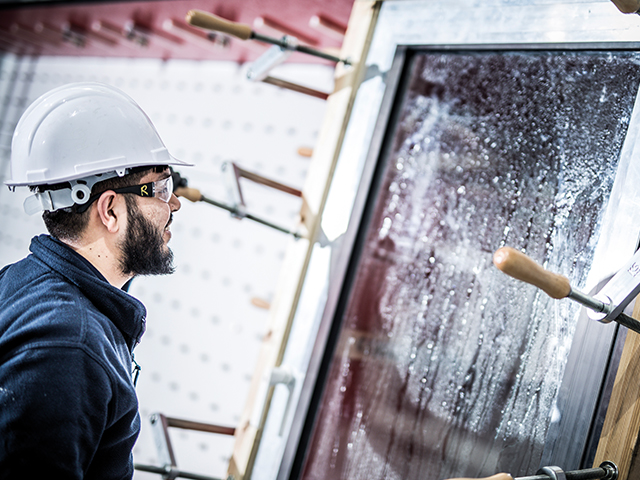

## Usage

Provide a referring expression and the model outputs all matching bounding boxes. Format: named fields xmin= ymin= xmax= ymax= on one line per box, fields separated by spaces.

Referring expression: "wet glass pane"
xmin=302 ymin=51 xmax=640 ymax=480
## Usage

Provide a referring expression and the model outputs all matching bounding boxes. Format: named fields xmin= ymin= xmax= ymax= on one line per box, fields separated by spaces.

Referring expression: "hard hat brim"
xmin=5 ymin=152 xmax=194 ymax=187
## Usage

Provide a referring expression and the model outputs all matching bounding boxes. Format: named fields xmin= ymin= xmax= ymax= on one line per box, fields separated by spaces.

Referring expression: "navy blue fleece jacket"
xmin=0 ymin=234 xmax=146 ymax=479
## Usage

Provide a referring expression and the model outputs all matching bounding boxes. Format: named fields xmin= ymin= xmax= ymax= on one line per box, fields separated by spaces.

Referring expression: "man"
xmin=0 ymin=83 xmax=191 ymax=479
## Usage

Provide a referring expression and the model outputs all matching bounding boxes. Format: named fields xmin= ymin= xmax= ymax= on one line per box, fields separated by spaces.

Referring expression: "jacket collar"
xmin=29 ymin=234 xmax=146 ymax=350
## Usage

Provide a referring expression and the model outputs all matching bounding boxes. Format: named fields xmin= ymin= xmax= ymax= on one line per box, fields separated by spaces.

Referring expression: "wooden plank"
xmin=593 ymin=298 xmax=640 ymax=478
xmin=227 ymin=2 xmax=381 ymax=479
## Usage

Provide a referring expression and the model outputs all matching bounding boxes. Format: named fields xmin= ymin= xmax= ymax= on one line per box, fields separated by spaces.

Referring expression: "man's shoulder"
xmin=0 ymin=263 xmax=111 ymax=354
xmin=0 ymin=263 xmax=11 ymax=278
xmin=0 ymin=255 xmax=82 ymax=309
xmin=0 ymin=244 xmax=139 ymax=362
xmin=0 ymin=252 xmax=52 ymax=291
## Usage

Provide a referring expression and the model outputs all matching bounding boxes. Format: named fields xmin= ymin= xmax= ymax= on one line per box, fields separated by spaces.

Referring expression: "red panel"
xmin=0 ymin=0 xmax=354 ymax=63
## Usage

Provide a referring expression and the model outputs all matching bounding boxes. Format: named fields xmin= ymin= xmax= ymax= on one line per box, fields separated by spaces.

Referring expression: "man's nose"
xmin=169 ymin=193 xmax=181 ymax=212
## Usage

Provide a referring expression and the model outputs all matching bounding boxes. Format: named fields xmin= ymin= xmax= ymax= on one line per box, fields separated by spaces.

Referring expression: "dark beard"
xmin=118 ymin=195 xmax=175 ymax=276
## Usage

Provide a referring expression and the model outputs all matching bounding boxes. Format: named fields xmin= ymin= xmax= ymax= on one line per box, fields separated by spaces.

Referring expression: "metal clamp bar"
xmin=251 ymin=31 xmax=349 ymax=64
xmin=200 ymin=195 xmax=303 ymax=239
xmin=515 ymin=461 xmax=618 ymax=480
xmin=171 ymin=167 xmax=304 ymax=239
xmin=612 ymin=311 xmax=640 ymax=333
xmin=134 ymin=463 xmax=226 ymax=480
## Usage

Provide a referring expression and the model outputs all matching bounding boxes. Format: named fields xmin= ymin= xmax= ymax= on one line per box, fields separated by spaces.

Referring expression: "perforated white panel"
xmin=0 ymin=53 xmax=332 ymax=479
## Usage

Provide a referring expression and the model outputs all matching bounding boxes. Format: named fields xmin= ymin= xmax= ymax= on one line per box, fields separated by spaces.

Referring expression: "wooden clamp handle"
xmin=174 ymin=186 xmax=203 ymax=203
xmin=185 ymin=10 xmax=253 ymax=40
xmin=610 ymin=0 xmax=640 ymax=14
xmin=493 ymin=246 xmax=571 ymax=299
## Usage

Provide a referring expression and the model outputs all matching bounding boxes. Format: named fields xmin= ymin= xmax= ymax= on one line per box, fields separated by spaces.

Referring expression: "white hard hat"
xmin=7 ymin=82 xmax=192 ymax=214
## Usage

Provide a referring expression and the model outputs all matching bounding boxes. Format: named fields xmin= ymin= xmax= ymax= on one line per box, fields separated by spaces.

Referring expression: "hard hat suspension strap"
xmin=23 ymin=171 xmax=120 ymax=215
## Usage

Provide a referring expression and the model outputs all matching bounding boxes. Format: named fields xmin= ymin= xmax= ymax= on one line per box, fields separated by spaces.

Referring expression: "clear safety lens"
xmin=153 ymin=176 xmax=173 ymax=202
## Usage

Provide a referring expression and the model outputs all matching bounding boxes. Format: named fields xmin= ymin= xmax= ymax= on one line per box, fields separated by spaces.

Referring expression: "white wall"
xmin=0 ymin=53 xmax=332 ymax=479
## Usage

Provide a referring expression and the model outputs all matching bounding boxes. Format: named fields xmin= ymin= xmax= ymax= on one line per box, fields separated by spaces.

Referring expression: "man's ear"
xmin=95 ymin=191 xmax=122 ymax=233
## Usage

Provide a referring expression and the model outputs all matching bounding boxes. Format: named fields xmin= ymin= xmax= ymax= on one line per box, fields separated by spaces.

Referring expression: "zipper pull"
xmin=131 ymin=354 xmax=142 ymax=387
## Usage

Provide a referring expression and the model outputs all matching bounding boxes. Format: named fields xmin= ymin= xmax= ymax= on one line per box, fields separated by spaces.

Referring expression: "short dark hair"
xmin=34 ymin=165 xmax=168 ymax=241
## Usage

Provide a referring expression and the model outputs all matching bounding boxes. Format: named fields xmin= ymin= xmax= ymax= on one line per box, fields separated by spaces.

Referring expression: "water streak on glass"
xmin=302 ymin=51 xmax=640 ymax=479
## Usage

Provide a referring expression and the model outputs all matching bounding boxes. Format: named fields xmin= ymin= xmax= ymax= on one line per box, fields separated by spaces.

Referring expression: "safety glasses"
xmin=111 ymin=176 xmax=174 ymax=203
xmin=76 ymin=176 xmax=174 ymax=213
